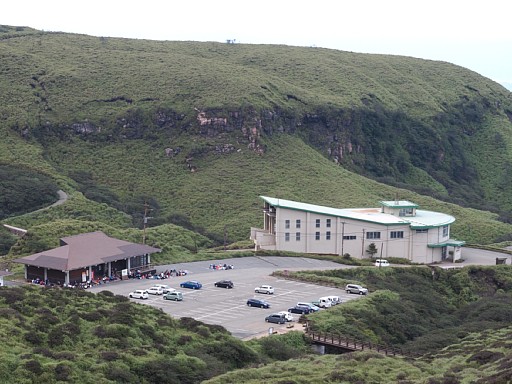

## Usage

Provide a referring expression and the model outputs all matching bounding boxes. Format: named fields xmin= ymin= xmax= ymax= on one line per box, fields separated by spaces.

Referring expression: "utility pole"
xmin=341 ymin=221 xmax=346 ymax=257
xmin=142 ymin=202 xmax=151 ymax=245
xmin=224 ymin=225 xmax=228 ymax=251
xmin=361 ymin=229 xmax=365 ymax=257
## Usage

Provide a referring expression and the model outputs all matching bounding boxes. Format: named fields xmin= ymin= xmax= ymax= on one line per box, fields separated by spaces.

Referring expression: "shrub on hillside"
xmin=0 ymin=165 xmax=59 ymax=219
xmin=54 ymin=363 xmax=72 ymax=381
xmin=259 ymin=335 xmax=305 ymax=361
xmin=202 ymin=338 xmax=259 ymax=369
xmin=24 ymin=360 xmax=42 ymax=375
xmin=0 ymin=228 xmax=16 ymax=256
xmin=24 ymin=331 xmax=45 ymax=346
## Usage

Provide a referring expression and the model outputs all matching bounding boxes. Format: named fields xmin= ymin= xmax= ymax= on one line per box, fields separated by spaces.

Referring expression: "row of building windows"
xmin=284 ymin=219 xmax=332 ymax=229
xmin=283 ymin=220 xmax=444 ymax=238
xmin=282 ymin=225 xmax=441 ymax=240
xmin=283 ymin=230 xmax=417 ymax=242
xmin=285 ymin=232 xmax=332 ymax=241
xmin=366 ymin=231 xmax=403 ymax=239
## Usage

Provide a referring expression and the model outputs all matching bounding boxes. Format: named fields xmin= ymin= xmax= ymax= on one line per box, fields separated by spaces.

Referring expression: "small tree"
xmin=366 ymin=243 xmax=378 ymax=258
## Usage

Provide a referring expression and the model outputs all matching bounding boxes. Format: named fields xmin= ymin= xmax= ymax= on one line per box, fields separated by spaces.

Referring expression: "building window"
xmin=296 ymin=232 xmax=301 ymax=241
xmin=326 ymin=218 xmax=331 ymax=228
xmin=343 ymin=235 xmax=356 ymax=240
xmin=315 ymin=219 xmax=321 ymax=228
xmin=366 ymin=232 xmax=381 ymax=240
xmin=296 ymin=220 xmax=301 ymax=229
xmin=399 ymin=208 xmax=414 ymax=216
xmin=443 ymin=225 xmax=449 ymax=237
xmin=285 ymin=220 xmax=290 ymax=229
xmin=315 ymin=232 xmax=320 ymax=240
xmin=390 ymin=231 xmax=404 ymax=239
xmin=416 ymin=229 xmax=428 ymax=234
xmin=285 ymin=233 xmax=290 ymax=242
xmin=326 ymin=231 xmax=331 ymax=240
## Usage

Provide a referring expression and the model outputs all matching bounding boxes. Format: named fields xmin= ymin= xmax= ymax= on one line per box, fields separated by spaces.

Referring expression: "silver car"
xmin=345 ymin=284 xmax=368 ymax=295
xmin=255 ymin=285 xmax=274 ymax=294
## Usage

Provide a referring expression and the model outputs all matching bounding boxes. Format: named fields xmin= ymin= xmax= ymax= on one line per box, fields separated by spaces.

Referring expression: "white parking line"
xmin=194 ymin=303 xmax=249 ymax=321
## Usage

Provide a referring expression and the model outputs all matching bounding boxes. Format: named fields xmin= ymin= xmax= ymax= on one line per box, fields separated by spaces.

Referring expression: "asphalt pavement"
xmin=439 ymin=247 xmax=511 ymax=268
xmin=91 ymin=256 xmax=357 ymax=339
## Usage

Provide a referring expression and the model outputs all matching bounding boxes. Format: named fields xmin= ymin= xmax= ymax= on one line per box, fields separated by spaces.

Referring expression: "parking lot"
xmin=91 ymin=256 xmax=362 ymax=339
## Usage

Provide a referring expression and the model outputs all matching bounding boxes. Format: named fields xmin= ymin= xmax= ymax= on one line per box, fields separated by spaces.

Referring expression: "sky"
xmin=3 ymin=0 xmax=512 ymax=89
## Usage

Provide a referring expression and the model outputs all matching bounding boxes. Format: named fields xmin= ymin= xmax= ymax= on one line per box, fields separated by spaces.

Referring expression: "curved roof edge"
xmin=260 ymin=196 xmax=456 ymax=228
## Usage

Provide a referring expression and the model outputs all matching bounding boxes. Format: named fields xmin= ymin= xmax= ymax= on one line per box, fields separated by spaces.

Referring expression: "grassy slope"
xmin=1 ymin=26 xmax=512 ymax=251
xmin=2 ymin=29 xmax=509 ymax=119
xmin=204 ymin=326 xmax=512 ymax=384
xmin=0 ymin=285 xmax=260 ymax=383
xmin=205 ymin=265 xmax=512 ymax=384
xmin=38 ymin=133 xmax=512 ymax=245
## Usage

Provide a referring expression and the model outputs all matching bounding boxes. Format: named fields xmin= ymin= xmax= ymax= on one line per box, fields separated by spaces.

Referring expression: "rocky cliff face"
xmin=17 ymin=81 xmax=512 ymax=214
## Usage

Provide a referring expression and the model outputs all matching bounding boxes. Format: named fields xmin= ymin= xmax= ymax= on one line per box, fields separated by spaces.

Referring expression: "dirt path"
xmin=51 ymin=190 xmax=68 ymax=207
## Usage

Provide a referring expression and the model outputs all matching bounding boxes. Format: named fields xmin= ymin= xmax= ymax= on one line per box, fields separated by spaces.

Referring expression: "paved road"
xmin=91 ymin=256 xmax=359 ymax=339
xmin=441 ymin=247 xmax=511 ymax=268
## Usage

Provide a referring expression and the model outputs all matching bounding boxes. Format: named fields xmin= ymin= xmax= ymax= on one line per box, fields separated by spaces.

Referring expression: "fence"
xmin=304 ymin=329 xmax=414 ymax=358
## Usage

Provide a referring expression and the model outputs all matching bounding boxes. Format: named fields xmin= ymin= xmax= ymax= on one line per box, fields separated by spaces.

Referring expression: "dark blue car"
xmin=288 ymin=305 xmax=310 ymax=314
xmin=247 ymin=298 xmax=270 ymax=308
xmin=180 ymin=280 xmax=202 ymax=290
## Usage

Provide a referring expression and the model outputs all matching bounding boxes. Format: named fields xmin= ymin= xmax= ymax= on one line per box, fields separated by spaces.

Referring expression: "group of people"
xmin=30 ymin=266 xmax=192 ymax=288
xmin=209 ymin=263 xmax=234 ymax=270
xmin=128 ymin=268 xmax=188 ymax=280
xmin=160 ymin=269 xmax=188 ymax=277
xmin=30 ymin=278 xmax=96 ymax=289
xmin=30 ymin=277 xmax=50 ymax=286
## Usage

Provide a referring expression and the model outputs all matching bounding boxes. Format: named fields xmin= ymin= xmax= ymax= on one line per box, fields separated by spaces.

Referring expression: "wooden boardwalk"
xmin=304 ymin=329 xmax=414 ymax=358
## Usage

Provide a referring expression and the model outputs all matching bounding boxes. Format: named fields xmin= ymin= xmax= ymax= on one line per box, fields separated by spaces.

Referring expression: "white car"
xmin=153 ymin=284 xmax=175 ymax=294
xmin=129 ymin=290 xmax=148 ymax=299
xmin=326 ymin=295 xmax=341 ymax=305
xmin=374 ymin=259 xmax=390 ymax=267
xmin=277 ymin=311 xmax=294 ymax=322
xmin=314 ymin=298 xmax=333 ymax=308
xmin=255 ymin=285 xmax=274 ymax=294
xmin=146 ymin=286 xmax=164 ymax=295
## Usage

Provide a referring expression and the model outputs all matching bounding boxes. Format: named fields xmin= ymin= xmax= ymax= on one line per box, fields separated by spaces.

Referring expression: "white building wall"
xmin=307 ymin=213 xmax=337 ymax=254
xmin=382 ymin=225 xmax=411 ymax=259
xmin=275 ymin=208 xmax=308 ymax=253
xmin=411 ymin=230 xmax=431 ymax=263
xmin=265 ymin=205 xmax=452 ymax=263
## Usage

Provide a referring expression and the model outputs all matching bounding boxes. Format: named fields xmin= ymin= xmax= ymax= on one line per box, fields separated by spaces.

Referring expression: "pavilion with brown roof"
xmin=14 ymin=231 xmax=161 ymax=286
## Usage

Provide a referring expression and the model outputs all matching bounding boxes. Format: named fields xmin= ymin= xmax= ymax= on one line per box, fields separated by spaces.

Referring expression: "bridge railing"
xmin=304 ymin=330 xmax=415 ymax=358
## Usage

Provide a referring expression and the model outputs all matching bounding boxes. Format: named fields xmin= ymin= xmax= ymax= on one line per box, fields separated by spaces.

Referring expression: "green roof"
xmin=261 ymin=196 xmax=455 ymax=228
xmin=428 ymin=239 xmax=466 ymax=248
xmin=380 ymin=200 xmax=419 ymax=209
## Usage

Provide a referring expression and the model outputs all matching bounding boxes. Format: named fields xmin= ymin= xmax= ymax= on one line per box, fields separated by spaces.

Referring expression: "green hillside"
xmin=3 ymin=25 xmax=512 ymax=384
xmin=1 ymin=25 xmax=512 ymax=255
xmin=1 ymin=265 xmax=511 ymax=383
xmin=207 ymin=265 xmax=512 ymax=384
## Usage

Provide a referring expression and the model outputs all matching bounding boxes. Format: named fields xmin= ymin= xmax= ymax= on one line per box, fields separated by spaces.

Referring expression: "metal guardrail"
xmin=304 ymin=330 xmax=414 ymax=358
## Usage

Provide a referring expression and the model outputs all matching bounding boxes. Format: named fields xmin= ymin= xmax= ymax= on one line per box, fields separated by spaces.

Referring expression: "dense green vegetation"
xmin=0 ymin=285 xmax=263 ymax=383
xmin=2 ymin=23 xmax=512 ymax=384
xmin=275 ymin=266 xmax=512 ymax=353
xmin=0 ymin=164 xmax=59 ymax=219
xmin=207 ymin=265 xmax=512 ymax=384
xmin=1 ymin=266 xmax=511 ymax=383
xmin=1 ymin=25 xmax=512 ymax=259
